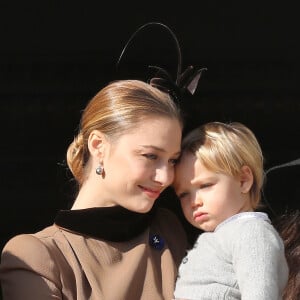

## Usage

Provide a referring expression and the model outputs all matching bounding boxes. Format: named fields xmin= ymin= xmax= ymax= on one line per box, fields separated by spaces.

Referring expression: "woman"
xmin=0 ymin=80 xmax=188 ymax=299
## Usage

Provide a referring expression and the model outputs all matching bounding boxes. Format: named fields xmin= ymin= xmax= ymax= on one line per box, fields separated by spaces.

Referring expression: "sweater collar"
xmin=54 ymin=205 xmax=156 ymax=242
xmin=215 ymin=211 xmax=270 ymax=232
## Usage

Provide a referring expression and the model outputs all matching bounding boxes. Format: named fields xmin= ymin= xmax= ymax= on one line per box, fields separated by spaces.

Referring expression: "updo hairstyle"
xmin=67 ymin=80 xmax=182 ymax=186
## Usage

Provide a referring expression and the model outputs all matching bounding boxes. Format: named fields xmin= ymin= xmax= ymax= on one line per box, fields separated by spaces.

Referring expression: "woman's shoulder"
xmin=2 ymin=225 xmax=63 ymax=253
xmin=155 ymin=206 xmax=180 ymax=220
xmin=0 ymin=225 xmax=63 ymax=282
xmin=153 ymin=207 xmax=188 ymax=259
xmin=2 ymin=225 xmax=58 ymax=253
xmin=154 ymin=207 xmax=185 ymax=232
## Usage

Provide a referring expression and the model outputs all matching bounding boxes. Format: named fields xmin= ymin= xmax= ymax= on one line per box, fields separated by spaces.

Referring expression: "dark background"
xmin=1 ymin=2 xmax=299 ymax=251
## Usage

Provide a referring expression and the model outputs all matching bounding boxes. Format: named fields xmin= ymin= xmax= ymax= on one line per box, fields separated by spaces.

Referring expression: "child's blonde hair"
xmin=181 ymin=122 xmax=264 ymax=208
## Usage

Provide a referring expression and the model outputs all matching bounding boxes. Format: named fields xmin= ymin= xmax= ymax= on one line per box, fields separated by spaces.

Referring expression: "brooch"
xmin=149 ymin=234 xmax=165 ymax=250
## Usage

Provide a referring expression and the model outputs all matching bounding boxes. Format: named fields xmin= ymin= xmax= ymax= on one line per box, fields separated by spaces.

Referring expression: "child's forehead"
xmin=178 ymin=152 xmax=199 ymax=169
xmin=173 ymin=154 xmax=196 ymax=186
xmin=181 ymin=152 xmax=206 ymax=169
xmin=174 ymin=154 xmax=207 ymax=184
xmin=181 ymin=149 xmax=198 ymax=160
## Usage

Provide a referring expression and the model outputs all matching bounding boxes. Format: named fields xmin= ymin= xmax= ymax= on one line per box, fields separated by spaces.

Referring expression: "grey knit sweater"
xmin=174 ymin=212 xmax=289 ymax=300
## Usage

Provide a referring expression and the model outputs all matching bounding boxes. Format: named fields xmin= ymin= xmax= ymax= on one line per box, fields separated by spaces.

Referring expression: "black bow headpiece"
xmin=262 ymin=158 xmax=300 ymax=217
xmin=117 ymin=22 xmax=207 ymax=102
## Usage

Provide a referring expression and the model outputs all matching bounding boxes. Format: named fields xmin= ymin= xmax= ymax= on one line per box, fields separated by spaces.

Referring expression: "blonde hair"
xmin=182 ymin=122 xmax=264 ymax=208
xmin=67 ymin=80 xmax=182 ymax=186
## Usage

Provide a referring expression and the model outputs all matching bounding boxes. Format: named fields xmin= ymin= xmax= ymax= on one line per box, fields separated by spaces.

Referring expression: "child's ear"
xmin=240 ymin=165 xmax=254 ymax=193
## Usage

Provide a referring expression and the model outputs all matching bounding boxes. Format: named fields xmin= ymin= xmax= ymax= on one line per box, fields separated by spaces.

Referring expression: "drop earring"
xmin=96 ymin=164 xmax=103 ymax=175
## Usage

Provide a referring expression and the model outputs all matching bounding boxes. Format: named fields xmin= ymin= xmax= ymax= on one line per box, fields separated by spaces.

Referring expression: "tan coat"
xmin=0 ymin=208 xmax=187 ymax=300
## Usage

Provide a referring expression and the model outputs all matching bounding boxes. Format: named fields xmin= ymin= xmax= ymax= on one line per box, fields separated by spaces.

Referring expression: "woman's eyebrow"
xmin=140 ymin=145 xmax=181 ymax=156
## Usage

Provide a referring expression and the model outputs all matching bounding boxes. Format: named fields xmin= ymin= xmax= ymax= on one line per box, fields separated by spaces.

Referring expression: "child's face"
xmin=174 ymin=152 xmax=252 ymax=231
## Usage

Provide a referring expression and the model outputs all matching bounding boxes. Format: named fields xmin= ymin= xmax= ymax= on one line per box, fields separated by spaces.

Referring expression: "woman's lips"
xmin=139 ymin=185 xmax=161 ymax=199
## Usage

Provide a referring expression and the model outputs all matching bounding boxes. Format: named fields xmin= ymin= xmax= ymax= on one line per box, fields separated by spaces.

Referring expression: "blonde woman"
xmin=0 ymin=80 xmax=187 ymax=299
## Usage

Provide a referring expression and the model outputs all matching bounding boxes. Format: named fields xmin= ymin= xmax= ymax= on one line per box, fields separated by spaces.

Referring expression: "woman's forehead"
xmin=113 ymin=117 xmax=182 ymax=151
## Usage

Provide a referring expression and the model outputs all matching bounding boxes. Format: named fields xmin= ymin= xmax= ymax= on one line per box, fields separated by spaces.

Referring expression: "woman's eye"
xmin=169 ymin=158 xmax=179 ymax=166
xmin=177 ymin=192 xmax=189 ymax=200
xmin=143 ymin=154 xmax=157 ymax=160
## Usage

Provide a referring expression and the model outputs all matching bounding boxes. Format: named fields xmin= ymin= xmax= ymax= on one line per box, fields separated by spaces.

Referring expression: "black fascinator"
xmin=262 ymin=158 xmax=300 ymax=217
xmin=117 ymin=22 xmax=207 ymax=102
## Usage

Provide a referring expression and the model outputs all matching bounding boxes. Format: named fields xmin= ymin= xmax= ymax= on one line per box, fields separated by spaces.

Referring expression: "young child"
xmin=173 ymin=121 xmax=289 ymax=300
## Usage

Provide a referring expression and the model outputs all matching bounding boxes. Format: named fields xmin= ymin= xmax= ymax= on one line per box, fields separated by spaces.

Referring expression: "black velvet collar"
xmin=54 ymin=205 xmax=156 ymax=242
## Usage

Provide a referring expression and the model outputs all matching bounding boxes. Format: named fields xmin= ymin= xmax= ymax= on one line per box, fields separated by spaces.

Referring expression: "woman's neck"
xmin=71 ymin=178 xmax=116 ymax=210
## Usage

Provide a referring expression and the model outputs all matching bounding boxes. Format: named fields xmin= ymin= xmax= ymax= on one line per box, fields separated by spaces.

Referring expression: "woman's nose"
xmin=153 ymin=166 xmax=174 ymax=186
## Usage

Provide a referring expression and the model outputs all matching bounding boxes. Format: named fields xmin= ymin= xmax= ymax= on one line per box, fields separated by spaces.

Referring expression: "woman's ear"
xmin=240 ymin=165 xmax=254 ymax=193
xmin=88 ymin=130 xmax=107 ymax=159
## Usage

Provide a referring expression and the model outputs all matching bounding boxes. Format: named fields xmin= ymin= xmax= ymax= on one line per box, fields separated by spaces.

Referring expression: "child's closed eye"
xmin=199 ymin=183 xmax=213 ymax=189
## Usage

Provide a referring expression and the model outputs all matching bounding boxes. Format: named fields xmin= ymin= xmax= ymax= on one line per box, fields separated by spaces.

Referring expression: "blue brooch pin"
xmin=149 ymin=234 xmax=165 ymax=250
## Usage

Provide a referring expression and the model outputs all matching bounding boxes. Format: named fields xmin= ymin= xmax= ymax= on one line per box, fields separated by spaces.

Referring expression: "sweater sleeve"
xmin=231 ymin=220 xmax=288 ymax=300
xmin=0 ymin=234 xmax=62 ymax=300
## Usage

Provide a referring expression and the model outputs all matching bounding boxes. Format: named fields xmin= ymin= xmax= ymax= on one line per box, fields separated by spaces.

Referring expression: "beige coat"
xmin=0 ymin=208 xmax=187 ymax=300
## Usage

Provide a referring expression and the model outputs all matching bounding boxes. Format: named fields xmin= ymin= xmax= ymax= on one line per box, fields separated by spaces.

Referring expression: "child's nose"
xmin=192 ymin=191 xmax=203 ymax=207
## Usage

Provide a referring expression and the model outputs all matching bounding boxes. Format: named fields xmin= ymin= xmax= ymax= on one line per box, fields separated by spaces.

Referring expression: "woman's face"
xmin=100 ymin=116 xmax=182 ymax=213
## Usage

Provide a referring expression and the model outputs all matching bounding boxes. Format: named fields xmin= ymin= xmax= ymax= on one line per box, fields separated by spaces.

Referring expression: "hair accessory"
xmin=262 ymin=158 xmax=300 ymax=217
xmin=96 ymin=164 xmax=103 ymax=175
xmin=265 ymin=158 xmax=300 ymax=176
xmin=149 ymin=234 xmax=165 ymax=250
xmin=117 ymin=22 xmax=207 ymax=102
